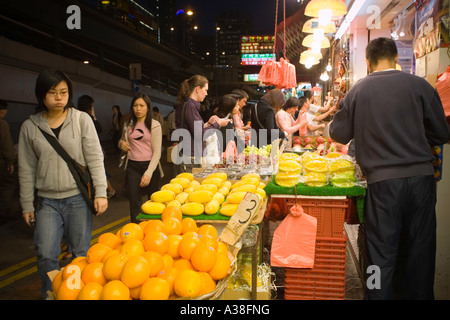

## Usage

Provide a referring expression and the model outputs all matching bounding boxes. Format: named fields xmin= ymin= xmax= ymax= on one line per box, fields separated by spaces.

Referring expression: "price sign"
xmin=219 ymin=192 xmax=261 ymax=246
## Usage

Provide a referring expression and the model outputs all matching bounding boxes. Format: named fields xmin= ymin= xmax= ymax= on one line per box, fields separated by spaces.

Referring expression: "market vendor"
xmin=303 ymin=93 xmax=337 ymax=136
xmin=276 ymin=97 xmax=309 ymax=147
xmin=250 ymin=89 xmax=286 ymax=148
xmin=329 ymin=37 xmax=450 ymax=300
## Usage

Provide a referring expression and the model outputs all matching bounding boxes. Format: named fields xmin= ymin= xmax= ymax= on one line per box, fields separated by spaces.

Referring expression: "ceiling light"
xmin=302 ymin=18 xmax=336 ymax=34
xmin=305 ymin=0 xmax=347 ymax=19
xmin=303 ymin=35 xmax=330 ymax=48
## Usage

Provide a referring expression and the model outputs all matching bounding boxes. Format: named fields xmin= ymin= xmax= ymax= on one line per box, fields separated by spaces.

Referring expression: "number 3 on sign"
xmin=239 ymin=196 xmax=258 ymax=224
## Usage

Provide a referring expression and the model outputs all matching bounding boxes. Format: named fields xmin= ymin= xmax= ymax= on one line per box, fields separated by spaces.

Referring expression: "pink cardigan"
xmin=276 ymin=109 xmax=306 ymax=136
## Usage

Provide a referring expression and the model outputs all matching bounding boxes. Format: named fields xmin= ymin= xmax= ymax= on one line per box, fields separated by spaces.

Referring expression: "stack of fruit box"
xmin=282 ymin=195 xmax=350 ymax=300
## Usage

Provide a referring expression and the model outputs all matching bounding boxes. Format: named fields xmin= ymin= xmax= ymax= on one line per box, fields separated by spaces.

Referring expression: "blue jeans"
xmin=34 ymin=193 xmax=93 ymax=296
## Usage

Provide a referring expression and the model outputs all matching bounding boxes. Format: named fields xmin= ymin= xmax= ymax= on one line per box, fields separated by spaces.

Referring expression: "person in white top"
xmin=303 ymin=90 xmax=336 ymax=136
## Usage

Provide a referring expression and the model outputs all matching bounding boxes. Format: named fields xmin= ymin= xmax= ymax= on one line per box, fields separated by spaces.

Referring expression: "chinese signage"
xmin=241 ymin=35 xmax=275 ymax=65
xmin=241 ymin=53 xmax=276 ymax=66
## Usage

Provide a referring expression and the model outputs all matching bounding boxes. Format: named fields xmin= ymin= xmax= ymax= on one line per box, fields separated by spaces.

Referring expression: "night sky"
xmin=174 ymin=0 xmax=302 ymax=36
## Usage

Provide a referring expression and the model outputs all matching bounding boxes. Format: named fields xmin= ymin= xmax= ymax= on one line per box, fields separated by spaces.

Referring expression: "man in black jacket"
xmin=330 ymin=38 xmax=450 ymax=300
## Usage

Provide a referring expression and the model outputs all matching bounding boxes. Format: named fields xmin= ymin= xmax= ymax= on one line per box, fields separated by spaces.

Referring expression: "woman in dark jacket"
xmin=250 ymin=88 xmax=286 ymax=147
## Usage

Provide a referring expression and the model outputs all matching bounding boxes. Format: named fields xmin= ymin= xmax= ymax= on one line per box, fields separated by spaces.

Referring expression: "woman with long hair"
xmin=175 ymin=75 xmax=229 ymax=172
xmin=119 ymin=93 xmax=163 ymax=223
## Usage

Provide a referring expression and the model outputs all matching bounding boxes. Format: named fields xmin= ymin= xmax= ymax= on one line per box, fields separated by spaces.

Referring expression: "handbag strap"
xmin=39 ymin=128 xmax=75 ymax=166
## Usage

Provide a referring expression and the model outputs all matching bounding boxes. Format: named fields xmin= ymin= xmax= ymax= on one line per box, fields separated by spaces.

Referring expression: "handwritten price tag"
xmin=219 ymin=192 xmax=261 ymax=246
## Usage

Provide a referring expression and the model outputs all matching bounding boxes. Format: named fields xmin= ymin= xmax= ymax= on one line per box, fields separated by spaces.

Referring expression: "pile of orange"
xmin=51 ymin=206 xmax=232 ymax=300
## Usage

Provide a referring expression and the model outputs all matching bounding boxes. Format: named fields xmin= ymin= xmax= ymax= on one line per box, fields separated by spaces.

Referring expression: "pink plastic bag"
xmin=436 ymin=66 xmax=450 ymax=117
xmin=270 ymin=205 xmax=317 ymax=268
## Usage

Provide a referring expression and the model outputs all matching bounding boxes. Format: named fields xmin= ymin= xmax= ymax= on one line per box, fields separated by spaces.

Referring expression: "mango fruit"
xmin=194 ymin=184 xmax=218 ymax=194
xmin=176 ymin=172 xmax=194 ymax=181
xmin=181 ymin=202 xmax=204 ymax=216
xmin=150 ymin=190 xmax=176 ymax=203
xmin=188 ymin=190 xmax=214 ymax=203
xmin=226 ymin=192 xmax=247 ymax=204
xmin=141 ymin=201 xmax=166 ymax=215
xmin=220 ymin=203 xmax=239 ymax=217
xmin=175 ymin=192 xmax=189 ymax=204
xmin=161 ymin=183 xmax=183 ymax=195
xmin=170 ymin=177 xmax=191 ymax=189
xmin=204 ymin=199 xmax=220 ymax=215
xmin=201 ymin=178 xmax=224 ymax=187
xmin=206 ymin=172 xmax=227 ymax=181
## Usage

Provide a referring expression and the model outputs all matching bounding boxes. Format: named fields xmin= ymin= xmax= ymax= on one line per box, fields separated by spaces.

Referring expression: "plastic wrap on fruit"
xmin=275 ymin=171 xmax=300 ymax=187
xmin=278 ymin=159 xmax=302 ymax=173
xmin=242 ymin=225 xmax=259 ymax=247
xmin=331 ymin=172 xmax=356 ymax=188
xmin=301 ymin=151 xmax=321 ymax=166
xmin=279 ymin=153 xmax=301 ymax=163
xmin=302 ymin=158 xmax=330 ymax=174
xmin=302 ymin=171 xmax=328 ymax=187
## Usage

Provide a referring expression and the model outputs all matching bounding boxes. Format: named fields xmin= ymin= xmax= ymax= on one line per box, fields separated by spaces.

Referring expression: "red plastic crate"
xmin=283 ymin=235 xmax=348 ymax=300
xmin=285 ymin=198 xmax=349 ymax=237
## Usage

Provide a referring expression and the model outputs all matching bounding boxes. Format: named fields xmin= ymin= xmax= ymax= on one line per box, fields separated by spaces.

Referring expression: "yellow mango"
xmin=181 ymin=202 xmax=204 ymax=216
xmin=184 ymin=186 xmax=195 ymax=194
xmin=201 ymin=178 xmax=224 ymax=187
xmin=176 ymin=172 xmax=194 ymax=182
xmin=150 ymin=190 xmax=176 ymax=203
xmin=240 ymin=177 xmax=260 ymax=187
xmin=258 ymin=182 xmax=266 ymax=189
xmin=195 ymin=184 xmax=218 ymax=194
xmin=206 ymin=172 xmax=227 ymax=181
xmin=204 ymin=199 xmax=220 ymax=215
xmin=241 ymin=173 xmax=261 ymax=181
xmin=170 ymin=177 xmax=191 ymax=189
xmin=188 ymin=190 xmax=214 ymax=203
xmin=166 ymin=200 xmax=182 ymax=208
xmin=161 ymin=183 xmax=183 ymax=195
xmin=256 ymin=188 xmax=266 ymax=199
xmin=220 ymin=203 xmax=239 ymax=217
xmin=141 ymin=201 xmax=165 ymax=215
xmin=222 ymin=181 xmax=232 ymax=189
xmin=230 ymin=184 xmax=257 ymax=194
xmin=226 ymin=191 xmax=247 ymax=204
xmin=218 ymin=186 xmax=230 ymax=196
xmin=189 ymin=180 xmax=200 ymax=188
xmin=212 ymin=192 xmax=225 ymax=204
xmin=278 ymin=159 xmax=302 ymax=173
xmin=175 ymin=192 xmax=189 ymax=204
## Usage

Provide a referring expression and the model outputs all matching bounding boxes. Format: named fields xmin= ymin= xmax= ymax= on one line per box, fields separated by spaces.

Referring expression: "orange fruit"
xmin=198 ymin=272 xmax=216 ymax=296
xmin=191 ymin=242 xmax=217 ymax=272
xmin=142 ymin=251 xmax=164 ymax=277
xmin=51 ymin=270 xmax=63 ymax=292
xmin=56 ymin=277 xmax=84 ymax=300
xmin=173 ymin=269 xmax=202 ymax=298
xmin=87 ymin=243 xmax=112 ymax=264
xmin=197 ymin=224 xmax=218 ymax=239
xmin=102 ymin=249 xmax=119 ymax=263
xmin=217 ymin=241 xmax=229 ymax=256
xmin=178 ymin=234 xmax=200 ymax=260
xmin=163 ymin=217 xmax=182 ymax=235
xmin=129 ymin=285 xmax=142 ymax=300
xmin=138 ymin=220 xmax=149 ymax=230
xmin=208 ymin=253 xmax=231 ymax=280
xmin=199 ymin=234 xmax=218 ymax=250
xmin=100 ymin=280 xmax=130 ymax=300
xmin=103 ymin=252 xmax=128 ymax=281
xmin=161 ymin=206 xmax=183 ymax=222
xmin=157 ymin=267 xmax=179 ymax=296
xmin=121 ymin=255 xmax=151 ymax=289
xmin=172 ymin=258 xmax=195 ymax=272
xmin=181 ymin=217 xmax=198 ymax=234
xmin=140 ymin=277 xmax=170 ymax=300
xmin=77 ymin=282 xmax=103 ymax=300
xmin=120 ymin=238 xmax=145 ymax=257
xmin=144 ymin=220 xmax=167 ymax=235
xmin=120 ymin=223 xmax=144 ymax=242
xmin=143 ymin=231 xmax=169 ymax=255
xmin=81 ymin=261 xmax=107 ymax=285
xmin=98 ymin=232 xmax=122 ymax=249
xmin=166 ymin=234 xmax=182 ymax=259
xmin=162 ymin=254 xmax=174 ymax=270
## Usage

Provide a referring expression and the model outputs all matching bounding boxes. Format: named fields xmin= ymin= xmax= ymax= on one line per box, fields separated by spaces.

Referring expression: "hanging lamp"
xmin=302 ymin=35 xmax=331 ymax=48
xmin=300 ymin=50 xmax=322 ymax=65
xmin=302 ymin=18 xmax=337 ymax=34
xmin=304 ymin=0 xmax=347 ymax=20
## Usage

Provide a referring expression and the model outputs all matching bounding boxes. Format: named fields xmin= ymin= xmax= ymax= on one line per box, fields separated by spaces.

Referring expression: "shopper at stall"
xmin=18 ymin=69 xmax=108 ymax=298
xmin=250 ymin=88 xmax=286 ymax=148
xmin=231 ymin=89 xmax=251 ymax=144
xmin=119 ymin=93 xmax=164 ymax=223
xmin=174 ymin=75 xmax=230 ymax=172
xmin=275 ymin=97 xmax=309 ymax=146
xmin=329 ymin=37 xmax=450 ymax=300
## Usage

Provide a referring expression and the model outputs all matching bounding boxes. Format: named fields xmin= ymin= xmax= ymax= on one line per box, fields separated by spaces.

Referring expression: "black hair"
xmin=231 ymin=89 xmax=249 ymax=100
xmin=153 ymin=107 xmax=159 ymax=112
xmin=298 ymin=96 xmax=307 ymax=107
xmin=303 ymin=90 xmax=313 ymax=100
xmin=282 ymin=97 xmax=301 ymax=111
xmin=77 ymin=95 xmax=94 ymax=113
xmin=35 ymin=69 xmax=73 ymax=112
xmin=366 ymin=37 xmax=398 ymax=67
xmin=0 ymin=100 xmax=7 ymax=110
xmin=129 ymin=92 xmax=152 ymax=131
xmin=218 ymin=94 xmax=238 ymax=118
